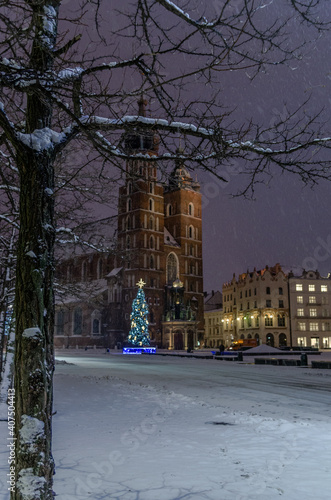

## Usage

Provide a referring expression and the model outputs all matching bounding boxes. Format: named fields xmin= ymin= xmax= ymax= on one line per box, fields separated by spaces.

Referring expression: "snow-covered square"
xmin=2 ymin=349 xmax=331 ymax=499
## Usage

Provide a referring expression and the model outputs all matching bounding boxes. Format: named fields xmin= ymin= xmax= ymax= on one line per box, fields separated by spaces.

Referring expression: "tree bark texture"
xmin=12 ymin=2 xmax=58 ymax=498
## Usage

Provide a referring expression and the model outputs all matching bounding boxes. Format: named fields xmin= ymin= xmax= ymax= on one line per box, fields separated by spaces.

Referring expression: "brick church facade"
xmin=55 ymin=100 xmax=204 ymax=349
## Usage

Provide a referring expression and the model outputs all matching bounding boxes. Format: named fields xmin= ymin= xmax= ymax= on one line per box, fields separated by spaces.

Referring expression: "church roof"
xmin=164 ymin=227 xmax=180 ymax=247
xmin=106 ymin=267 xmax=123 ymax=278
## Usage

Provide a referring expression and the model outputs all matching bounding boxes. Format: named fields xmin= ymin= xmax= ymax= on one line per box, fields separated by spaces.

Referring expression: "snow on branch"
xmin=17 ymin=127 xmax=71 ymax=152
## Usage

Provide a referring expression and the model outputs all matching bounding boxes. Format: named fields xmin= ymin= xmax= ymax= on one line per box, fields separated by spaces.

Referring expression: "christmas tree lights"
xmin=127 ymin=279 xmax=150 ymax=346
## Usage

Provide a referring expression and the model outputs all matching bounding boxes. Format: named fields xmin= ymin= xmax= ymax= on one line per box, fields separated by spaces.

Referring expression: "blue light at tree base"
xmin=123 ymin=347 xmax=157 ymax=355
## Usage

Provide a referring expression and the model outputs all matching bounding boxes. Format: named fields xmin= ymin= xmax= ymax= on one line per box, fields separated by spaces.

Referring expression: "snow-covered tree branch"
xmin=0 ymin=0 xmax=331 ymax=498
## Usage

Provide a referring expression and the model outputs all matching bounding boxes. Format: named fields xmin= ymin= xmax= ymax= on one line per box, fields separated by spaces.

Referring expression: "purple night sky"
xmin=61 ymin=1 xmax=331 ymax=292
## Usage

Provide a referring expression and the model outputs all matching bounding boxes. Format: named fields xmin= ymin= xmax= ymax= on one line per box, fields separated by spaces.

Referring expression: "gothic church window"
xmin=188 ymin=203 xmax=194 ymax=216
xmin=55 ymin=310 xmax=65 ymax=335
xmin=150 ymin=255 xmax=155 ymax=269
xmin=167 ymin=253 xmax=178 ymax=284
xmin=167 ymin=204 xmax=172 ymax=216
xmin=91 ymin=310 xmax=101 ymax=335
xmin=73 ymin=308 xmax=82 ymax=335
xmin=97 ymin=259 xmax=103 ymax=279
xmin=81 ymin=261 xmax=87 ymax=281
xmin=149 ymin=198 xmax=154 ymax=211
xmin=150 ymin=236 xmax=155 ymax=249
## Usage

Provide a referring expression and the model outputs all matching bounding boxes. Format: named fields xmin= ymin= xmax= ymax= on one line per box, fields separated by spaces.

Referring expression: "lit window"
xmin=298 ymin=337 xmax=307 ymax=346
xmin=297 ymin=296 xmax=303 ymax=304
xmin=309 ymin=308 xmax=317 ymax=317
xmin=309 ymin=284 xmax=315 ymax=292
xmin=298 ymin=322 xmax=306 ymax=331
xmin=309 ymin=322 xmax=318 ymax=331
xmin=296 ymin=284 xmax=303 ymax=291
xmin=323 ymin=337 xmax=331 ymax=348
xmin=297 ymin=308 xmax=304 ymax=317
xmin=321 ymin=285 xmax=328 ymax=292
xmin=309 ymin=296 xmax=316 ymax=304
xmin=265 ymin=315 xmax=273 ymax=327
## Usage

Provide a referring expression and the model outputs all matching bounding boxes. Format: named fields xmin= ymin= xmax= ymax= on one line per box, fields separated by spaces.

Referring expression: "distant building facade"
xmin=216 ymin=264 xmax=331 ymax=349
xmin=289 ymin=270 xmax=331 ymax=349
xmin=222 ymin=263 xmax=289 ymax=348
xmin=55 ymin=99 xmax=205 ymax=349
xmin=204 ymin=291 xmax=223 ymax=348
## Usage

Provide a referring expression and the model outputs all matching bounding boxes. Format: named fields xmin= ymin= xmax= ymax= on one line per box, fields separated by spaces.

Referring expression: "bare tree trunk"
xmin=13 ymin=151 xmax=55 ymax=499
xmin=10 ymin=1 xmax=58 ymax=497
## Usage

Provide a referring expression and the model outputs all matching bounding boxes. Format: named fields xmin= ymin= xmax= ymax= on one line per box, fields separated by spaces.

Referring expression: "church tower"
xmin=117 ymin=98 xmax=165 ymax=340
xmin=114 ymin=100 xmax=204 ymax=348
xmin=162 ymin=151 xmax=204 ymax=349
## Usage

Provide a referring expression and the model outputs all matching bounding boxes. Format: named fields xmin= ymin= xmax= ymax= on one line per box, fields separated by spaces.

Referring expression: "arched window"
xmin=188 ymin=225 xmax=194 ymax=239
xmin=126 ymin=236 xmax=131 ymax=249
xmin=149 ymin=182 xmax=154 ymax=194
xmin=150 ymin=235 xmax=154 ymax=249
xmin=167 ymin=204 xmax=172 ymax=217
xmin=149 ymin=198 xmax=154 ymax=211
xmin=149 ymin=216 xmax=154 ymax=230
xmin=56 ymin=310 xmax=65 ymax=335
xmin=81 ymin=261 xmax=87 ymax=281
xmin=167 ymin=253 xmax=178 ymax=284
xmin=91 ymin=310 xmax=101 ymax=335
xmin=127 ymin=198 xmax=132 ymax=212
xmin=278 ymin=314 xmax=286 ymax=327
xmin=150 ymin=254 xmax=155 ymax=269
xmin=67 ymin=265 xmax=72 ymax=282
xmin=97 ymin=259 xmax=103 ymax=279
xmin=188 ymin=203 xmax=194 ymax=216
xmin=127 ymin=182 xmax=132 ymax=195
xmin=73 ymin=308 xmax=82 ymax=335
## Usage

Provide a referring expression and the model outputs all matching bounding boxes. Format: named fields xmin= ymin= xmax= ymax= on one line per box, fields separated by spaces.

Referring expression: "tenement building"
xmin=55 ymin=99 xmax=204 ymax=349
xmin=218 ymin=264 xmax=331 ymax=349
xmin=289 ymin=270 xmax=331 ymax=349
xmin=222 ymin=263 xmax=289 ymax=348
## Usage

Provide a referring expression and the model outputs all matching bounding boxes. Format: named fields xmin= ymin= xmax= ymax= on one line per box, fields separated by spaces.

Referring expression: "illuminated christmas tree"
xmin=127 ymin=279 xmax=150 ymax=346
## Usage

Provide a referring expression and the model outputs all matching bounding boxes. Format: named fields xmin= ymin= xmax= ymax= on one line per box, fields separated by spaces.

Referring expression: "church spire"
xmin=138 ymin=96 xmax=148 ymax=117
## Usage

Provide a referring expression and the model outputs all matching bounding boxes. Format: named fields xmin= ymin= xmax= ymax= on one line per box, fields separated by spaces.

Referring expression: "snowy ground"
xmin=1 ymin=350 xmax=331 ymax=499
